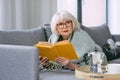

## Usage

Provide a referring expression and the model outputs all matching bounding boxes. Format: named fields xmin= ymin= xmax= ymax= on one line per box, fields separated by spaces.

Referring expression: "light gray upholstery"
xmin=0 ymin=26 xmax=46 ymax=46
xmin=112 ymin=35 xmax=120 ymax=42
xmin=42 ymin=24 xmax=52 ymax=41
xmin=40 ymin=71 xmax=80 ymax=80
xmin=82 ymin=24 xmax=113 ymax=47
xmin=109 ymin=58 xmax=120 ymax=64
xmin=0 ymin=44 xmax=39 ymax=80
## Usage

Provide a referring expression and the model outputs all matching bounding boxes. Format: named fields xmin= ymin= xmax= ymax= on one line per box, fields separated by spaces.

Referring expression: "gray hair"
xmin=51 ymin=10 xmax=80 ymax=35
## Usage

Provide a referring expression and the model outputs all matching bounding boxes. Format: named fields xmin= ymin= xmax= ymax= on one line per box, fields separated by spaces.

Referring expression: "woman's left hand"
xmin=55 ymin=57 xmax=77 ymax=70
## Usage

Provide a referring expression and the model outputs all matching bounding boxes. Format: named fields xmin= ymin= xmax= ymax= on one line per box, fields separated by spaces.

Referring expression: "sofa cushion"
xmin=0 ymin=26 xmax=46 ymax=46
xmin=82 ymin=24 xmax=113 ymax=47
xmin=40 ymin=71 xmax=79 ymax=80
xmin=112 ymin=35 xmax=120 ymax=42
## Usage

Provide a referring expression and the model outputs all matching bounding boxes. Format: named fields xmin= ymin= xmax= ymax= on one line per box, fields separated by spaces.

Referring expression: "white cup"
xmin=106 ymin=64 xmax=120 ymax=74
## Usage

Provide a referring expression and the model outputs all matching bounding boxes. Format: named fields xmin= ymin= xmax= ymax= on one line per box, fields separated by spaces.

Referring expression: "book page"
xmin=38 ymin=41 xmax=52 ymax=46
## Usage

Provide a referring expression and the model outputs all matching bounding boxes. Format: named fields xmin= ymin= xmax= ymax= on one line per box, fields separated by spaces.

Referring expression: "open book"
xmin=34 ymin=40 xmax=78 ymax=61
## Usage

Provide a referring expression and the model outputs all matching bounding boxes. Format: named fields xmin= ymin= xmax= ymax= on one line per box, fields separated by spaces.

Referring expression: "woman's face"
xmin=56 ymin=19 xmax=73 ymax=39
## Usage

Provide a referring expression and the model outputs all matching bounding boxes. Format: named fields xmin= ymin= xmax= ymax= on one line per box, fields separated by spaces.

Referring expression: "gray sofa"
xmin=0 ymin=24 xmax=120 ymax=80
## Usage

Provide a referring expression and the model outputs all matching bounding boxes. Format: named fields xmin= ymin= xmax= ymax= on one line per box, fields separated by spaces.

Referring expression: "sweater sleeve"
xmin=95 ymin=44 xmax=103 ymax=52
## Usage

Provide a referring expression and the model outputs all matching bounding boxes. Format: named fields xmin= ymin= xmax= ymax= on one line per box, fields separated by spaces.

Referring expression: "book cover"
xmin=34 ymin=40 xmax=78 ymax=61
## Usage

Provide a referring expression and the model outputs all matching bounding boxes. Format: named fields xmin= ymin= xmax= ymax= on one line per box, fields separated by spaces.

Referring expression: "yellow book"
xmin=34 ymin=40 xmax=78 ymax=61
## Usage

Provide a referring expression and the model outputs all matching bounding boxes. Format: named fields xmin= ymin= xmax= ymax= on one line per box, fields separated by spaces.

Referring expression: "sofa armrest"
xmin=112 ymin=35 xmax=120 ymax=41
xmin=0 ymin=44 xmax=39 ymax=80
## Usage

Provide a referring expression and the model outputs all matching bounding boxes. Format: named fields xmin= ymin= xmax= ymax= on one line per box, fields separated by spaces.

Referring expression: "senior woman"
xmin=40 ymin=10 xmax=107 ymax=71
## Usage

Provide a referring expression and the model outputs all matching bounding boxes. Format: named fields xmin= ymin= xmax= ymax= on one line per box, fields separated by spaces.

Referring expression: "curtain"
xmin=0 ymin=0 xmax=57 ymax=30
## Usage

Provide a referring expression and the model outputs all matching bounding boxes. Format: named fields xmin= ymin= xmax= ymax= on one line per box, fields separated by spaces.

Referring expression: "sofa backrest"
xmin=43 ymin=24 xmax=113 ymax=47
xmin=42 ymin=24 xmax=52 ymax=41
xmin=82 ymin=24 xmax=113 ymax=47
xmin=0 ymin=26 xmax=46 ymax=46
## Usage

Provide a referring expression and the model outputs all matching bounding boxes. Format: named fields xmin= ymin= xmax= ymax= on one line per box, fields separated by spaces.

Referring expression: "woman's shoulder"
xmin=73 ymin=28 xmax=95 ymax=43
xmin=74 ymin=28 xmax=89 ymax=36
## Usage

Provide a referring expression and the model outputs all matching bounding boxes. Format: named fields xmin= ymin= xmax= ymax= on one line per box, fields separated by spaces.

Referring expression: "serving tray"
xmin=75 ymin=66 xmax=120 ymax=80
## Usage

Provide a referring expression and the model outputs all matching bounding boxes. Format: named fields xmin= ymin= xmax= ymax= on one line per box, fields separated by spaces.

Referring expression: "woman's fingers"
xmin=39 ymin=56 xmax=42 ymax=60
xmin=55 ymin=57 xmax=76 ymax=70
xmin=55 ymin=57 xmax=70 ymax=66
xmin=40 ymin=57 xmax=49 ymax=65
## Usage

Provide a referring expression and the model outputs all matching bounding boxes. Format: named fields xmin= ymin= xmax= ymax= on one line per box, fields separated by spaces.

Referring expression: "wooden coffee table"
xmin=75 ymin=66 xmax=120 ymax=80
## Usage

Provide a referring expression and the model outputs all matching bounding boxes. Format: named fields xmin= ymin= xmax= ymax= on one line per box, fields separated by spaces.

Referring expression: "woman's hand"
xmin=55 ymin=57 xmax=77 ymax=70
xmin=39 ymin=56 xmax=49 ymax=68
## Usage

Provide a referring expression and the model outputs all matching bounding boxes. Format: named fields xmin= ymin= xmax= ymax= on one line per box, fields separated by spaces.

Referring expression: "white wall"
xmin=82 ymin=0 xmax=106 ymax=27
xmin=108 ymin=0 xmax=120 ymax=34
